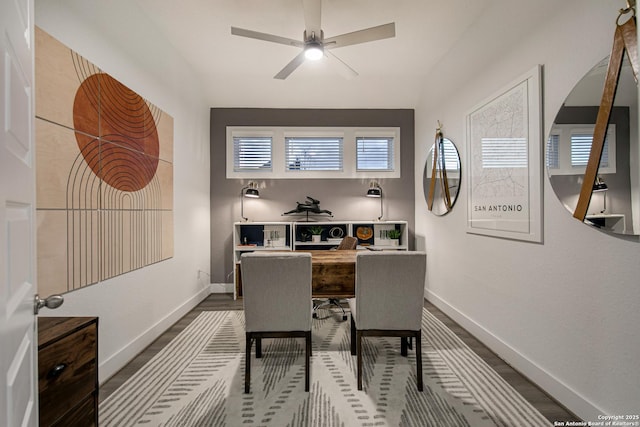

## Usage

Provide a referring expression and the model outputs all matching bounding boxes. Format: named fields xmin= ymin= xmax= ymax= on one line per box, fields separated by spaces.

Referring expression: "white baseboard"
xmin=210 ymin=282 xmax=233 ymax=293
xmin=425 ymin=289 xmax=603 ymax=421
xmin=99 ymin=287 xmax=211 ymax=384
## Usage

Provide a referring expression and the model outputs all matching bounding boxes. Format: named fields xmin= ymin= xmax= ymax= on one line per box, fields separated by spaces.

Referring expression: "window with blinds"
xmin=547 ymin=134 xmax=560 ymax=169
xmin=570 ymin=133 xmax=609 ymax=168
xmin=233 ymin=136 xmax=272 ymax=172
xmin=432 ymin=140 xmax=460 ymax=171
xmin=285 ymin=136 xmax=343 ymax=171
xmin=226 ymin=126 xmax=401 ymax=178
xmin=481 ymin=137 xmax=528 ymax=168
xmin=356 ymin=137 xmax=394 ymax=171
xmin=545 ymin=124 xmax=616 ymax=176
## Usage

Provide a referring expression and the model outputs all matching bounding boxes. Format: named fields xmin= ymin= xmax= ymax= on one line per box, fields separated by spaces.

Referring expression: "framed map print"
xmin=466 ymin=65 xmax=542 ymax=242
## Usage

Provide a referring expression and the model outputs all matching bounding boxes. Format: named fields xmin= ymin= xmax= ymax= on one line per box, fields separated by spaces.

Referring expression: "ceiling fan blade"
xmin=274 ymin=51 xmax=307 ymax=80
xmin=326 ymin=51 xmax=358 ymax=79
xmin=231 ymin=27 xmax=304 ymax=48
xmin=324 ymin=22 xmax=396 ymax=49
xmin=303 ymin=0 xmax=322 ymax=37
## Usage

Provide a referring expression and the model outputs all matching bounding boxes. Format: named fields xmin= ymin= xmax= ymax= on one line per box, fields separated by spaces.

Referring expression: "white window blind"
xmin=546 ymin=134 xmax=560 ymax=169
xmin=285 ymin=137 xmax=343 ymax=171
xmin=481 ymin=137 xmax=528 ymax=168
xmin=571 ymin=133 xmax=609 ymax=167
xmin=233 ymin=136 xmax=272 ymax=172
xmin=356 ymin=137 xmax=394 ymax=171
xmin=433 ymin=141 xmax=460 ymax=171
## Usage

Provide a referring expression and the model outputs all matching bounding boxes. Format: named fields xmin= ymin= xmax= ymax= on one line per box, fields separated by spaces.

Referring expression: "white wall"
xmin=35 ymin=1 xmax=211 ymax=383
xmin=415 ymin=0 xmax=640 ymax=420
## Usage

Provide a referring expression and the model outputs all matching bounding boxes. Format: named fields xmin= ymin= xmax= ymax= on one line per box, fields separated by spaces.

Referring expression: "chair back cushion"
xmin=355 ymin=251 xmax=426 ymax=330
xmin=241 ymin=252 xmax=312 ymax=332
xmin=337 ymin=236 xmax=358 ymax=250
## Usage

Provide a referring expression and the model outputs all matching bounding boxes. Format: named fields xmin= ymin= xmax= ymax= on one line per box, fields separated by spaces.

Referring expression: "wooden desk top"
xmin=296 ymin=250 xmax=357 ymax=264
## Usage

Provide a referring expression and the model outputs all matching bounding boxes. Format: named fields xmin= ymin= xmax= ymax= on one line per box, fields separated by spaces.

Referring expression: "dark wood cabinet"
xmin=38 ymin=317 xmax=99 ymax=427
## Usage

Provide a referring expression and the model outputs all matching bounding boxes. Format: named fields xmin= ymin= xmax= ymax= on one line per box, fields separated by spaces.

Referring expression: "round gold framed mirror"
xmin=423 ymin=137 xmax=461 ymax=216
xmin=547 ymin=55 xmax=638 ymax=239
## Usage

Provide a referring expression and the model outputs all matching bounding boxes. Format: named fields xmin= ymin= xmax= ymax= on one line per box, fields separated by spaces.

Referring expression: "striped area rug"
xmin=99 ymin=309 xmax=551 ymax=426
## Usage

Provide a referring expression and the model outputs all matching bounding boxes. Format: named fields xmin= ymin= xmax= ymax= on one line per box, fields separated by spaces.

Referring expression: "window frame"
xmin=226 ymin=126 xmax=401 ymax=179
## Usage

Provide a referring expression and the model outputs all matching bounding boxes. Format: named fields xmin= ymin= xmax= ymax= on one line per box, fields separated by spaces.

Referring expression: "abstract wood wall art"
xmin=35 ymin=27 xmax=174 ymax=296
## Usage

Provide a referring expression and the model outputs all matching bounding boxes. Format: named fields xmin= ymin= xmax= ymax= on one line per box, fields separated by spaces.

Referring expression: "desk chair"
xmin=348 ymin=251 xmax=427 ymax=391
xmin=241 ymin=252 xmax=312 ymax=393
xmin=312 ymin=236 xmax=358 ymax=321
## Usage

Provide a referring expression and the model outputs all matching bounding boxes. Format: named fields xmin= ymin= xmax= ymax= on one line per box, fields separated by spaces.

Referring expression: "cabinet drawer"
xmin=51 ymin=393 xmax=96 ymax=427
xmin=38 ymin=321 xmax=97 ymax=426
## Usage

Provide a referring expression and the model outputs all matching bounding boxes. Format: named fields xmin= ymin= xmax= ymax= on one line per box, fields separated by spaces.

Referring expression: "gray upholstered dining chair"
xmin=241 ymin=252 xmax=312 ymax=393
xmin=348 ymin=251 xmax=427 ymax=391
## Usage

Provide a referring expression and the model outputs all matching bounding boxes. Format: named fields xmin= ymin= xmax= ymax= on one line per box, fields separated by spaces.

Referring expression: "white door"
xmin=1 ymin=0 xmax=38 ymax=425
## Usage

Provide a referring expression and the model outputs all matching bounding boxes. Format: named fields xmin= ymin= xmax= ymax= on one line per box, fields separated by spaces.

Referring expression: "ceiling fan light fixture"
xmin=304 ymin=42 xmax=324 ymax=60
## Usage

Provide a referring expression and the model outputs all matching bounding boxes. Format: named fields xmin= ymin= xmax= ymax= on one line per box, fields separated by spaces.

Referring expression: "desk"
xmin=235 ymin=250 xmax=357 ymax=299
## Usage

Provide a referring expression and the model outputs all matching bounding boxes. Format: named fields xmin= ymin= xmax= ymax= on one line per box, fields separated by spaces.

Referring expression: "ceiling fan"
xmin=230 ymin=0 xmax=396 ymax=80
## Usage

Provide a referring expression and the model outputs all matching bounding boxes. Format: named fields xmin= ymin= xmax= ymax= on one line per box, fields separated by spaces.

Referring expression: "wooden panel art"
xmin=35 ymin=27 xmax=173 ymax=295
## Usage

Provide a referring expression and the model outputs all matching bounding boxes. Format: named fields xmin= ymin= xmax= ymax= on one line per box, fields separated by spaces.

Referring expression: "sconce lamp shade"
xmin=241 ymin=181 xmax=260 ymax=221
xmin=367 ymin=181 xmax=382 ymax=198
xmin=244 ymin=187 xmax=260 ymax=198
xmin=592 ymin=177 xmax=608 ymax=192
xmin=367 ymin=187 xmax=382 ymax=197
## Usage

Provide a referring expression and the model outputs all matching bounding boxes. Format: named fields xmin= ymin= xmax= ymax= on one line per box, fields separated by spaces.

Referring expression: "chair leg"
xmin=415 ymin=332 xmax=423 ymax=392
xmin=256 ymin=337 xmax=262 ymax=358
xmin=401 ymin=337 xmax=408 ymax=357
xmin=305 ymin=331 xmax=311 ymax=392
xmin=245 ymin=333 xmax=252 ymax=393
xmin=356 ymin=330 xmax=363 ymax=390
xmin=350 ymin=315 xmax=356 ymax=355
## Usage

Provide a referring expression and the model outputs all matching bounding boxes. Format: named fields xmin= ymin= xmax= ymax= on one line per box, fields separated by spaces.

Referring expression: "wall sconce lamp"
xmin=240 ymin=181 xmax=260 ymax=221
xmin=592 ymin=176 xmax=608 ymax=213
xmin=366 ymin=181 xmax=383 ymax=221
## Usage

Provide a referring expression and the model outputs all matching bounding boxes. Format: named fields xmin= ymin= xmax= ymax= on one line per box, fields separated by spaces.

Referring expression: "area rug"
xmin=99 ymin=309 xmax=551 ymax=426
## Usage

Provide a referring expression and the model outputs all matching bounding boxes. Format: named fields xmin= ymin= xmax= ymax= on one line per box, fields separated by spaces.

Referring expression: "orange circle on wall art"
xmin=73 ymin=73 xmax=159 ymax=192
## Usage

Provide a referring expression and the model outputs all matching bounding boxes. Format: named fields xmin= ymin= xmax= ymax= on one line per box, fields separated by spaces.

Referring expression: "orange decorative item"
xmin=356 ymin=226 xmax=373 ymax=240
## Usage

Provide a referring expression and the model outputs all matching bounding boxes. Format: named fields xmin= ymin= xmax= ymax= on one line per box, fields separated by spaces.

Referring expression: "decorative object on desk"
xmin=283 ymin=196 xmax=332 ymax=220
xmin=100 ymin=310 xmax=552 ymax=427
xmin=548 ymin=2 xmax=638 ymax=239
xmin=387 ymin=228 xmax=402 ymax=246
xmin=356 ymin=226 xmax=373 ymax=241
xmin=365 ymin=181 xmax=384 ymax=220
xmin=328 ymin=226 xmax=344 ymax=239
xmin=424 ymin=122 xmax=461 ymax=216
xmin=307 ymin=225 xmax=324 ymax=243
xmin=263 ymin=225 xmax=287 ymax=247
xmin=240 ymin=181 xmax=260 ymax=222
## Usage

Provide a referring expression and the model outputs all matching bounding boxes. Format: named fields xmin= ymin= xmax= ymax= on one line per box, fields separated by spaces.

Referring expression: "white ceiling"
xmin=130 ymin=0 xmax=494 ymax=108
xmin=56 ymin=0 xmax=570 ymax=109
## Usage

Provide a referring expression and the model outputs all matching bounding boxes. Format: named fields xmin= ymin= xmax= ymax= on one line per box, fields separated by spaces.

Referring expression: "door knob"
xmin=34 ymin=294 xmax=64 ymax=315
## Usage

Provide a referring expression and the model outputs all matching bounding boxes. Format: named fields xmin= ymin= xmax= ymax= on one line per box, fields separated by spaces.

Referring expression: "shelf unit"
xmin=233 ymin=220 xmax=408 ymax=299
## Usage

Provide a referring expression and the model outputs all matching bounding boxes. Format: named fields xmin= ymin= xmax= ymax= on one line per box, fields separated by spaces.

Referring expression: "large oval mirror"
xmin=547 ymin=54 xmax=639 ymax=239
xmin=423 ymin=138 xmax=461 ymax=216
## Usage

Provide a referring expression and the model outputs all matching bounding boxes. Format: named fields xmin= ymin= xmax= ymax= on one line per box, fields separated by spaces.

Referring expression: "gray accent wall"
xmin=210 ymin=108 xmax=415 ymax=284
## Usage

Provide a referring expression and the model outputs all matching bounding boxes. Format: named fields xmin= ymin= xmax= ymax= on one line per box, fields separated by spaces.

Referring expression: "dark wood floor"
xmin=99 ymin=294 xmax=580 ymax=424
